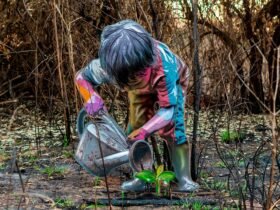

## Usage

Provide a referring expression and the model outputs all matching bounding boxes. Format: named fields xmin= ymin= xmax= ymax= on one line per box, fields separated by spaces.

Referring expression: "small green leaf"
xmin=156 ymin=165 xmax=164 ymax=178
xmin=158 ymin=171 xmax=176 ymax=183
xmin=135 ymin=170 xmax=156 ymax=183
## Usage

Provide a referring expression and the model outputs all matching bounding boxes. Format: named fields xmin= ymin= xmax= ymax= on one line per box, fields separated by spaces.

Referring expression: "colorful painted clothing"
xmin=75 ymin=41 xmax=189 ymax=145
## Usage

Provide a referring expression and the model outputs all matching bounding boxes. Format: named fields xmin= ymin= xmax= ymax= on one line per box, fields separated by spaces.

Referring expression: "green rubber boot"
xmin=169 ymin=142 xmax=199 ymax=192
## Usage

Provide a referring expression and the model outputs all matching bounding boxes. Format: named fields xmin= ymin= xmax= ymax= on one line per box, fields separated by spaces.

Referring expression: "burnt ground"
xmin=0 ymin=158 xmax=220 ymax=209
xmin=0 ymin=103 xmax=278 ymax=209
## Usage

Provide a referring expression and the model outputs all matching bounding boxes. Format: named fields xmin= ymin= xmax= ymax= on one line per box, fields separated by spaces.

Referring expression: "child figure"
xmin=75 ymin=20 xmax=199 ymax=192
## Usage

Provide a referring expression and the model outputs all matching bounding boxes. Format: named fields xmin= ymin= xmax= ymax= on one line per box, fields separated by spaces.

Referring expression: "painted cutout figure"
xmin=75 ymin=20 xmax=199 ymax=192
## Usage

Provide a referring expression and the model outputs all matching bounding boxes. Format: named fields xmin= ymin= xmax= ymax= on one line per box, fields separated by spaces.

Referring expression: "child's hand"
xmin=127 ymin=128 xmax=148 ymax=142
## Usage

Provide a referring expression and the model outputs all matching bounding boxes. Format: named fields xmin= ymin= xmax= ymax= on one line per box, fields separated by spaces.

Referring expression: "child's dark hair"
xmin=99 ymin=20 xmax=156 ymax=87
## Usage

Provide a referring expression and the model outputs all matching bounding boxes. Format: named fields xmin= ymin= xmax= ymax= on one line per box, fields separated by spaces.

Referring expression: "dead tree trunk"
xmin=191 ymin=0 xmax=201 ymax=181
xmin=268 ymin=25 xmax=280 ymax=107
xmin=243 ymin=0 xmax=264 ymax=113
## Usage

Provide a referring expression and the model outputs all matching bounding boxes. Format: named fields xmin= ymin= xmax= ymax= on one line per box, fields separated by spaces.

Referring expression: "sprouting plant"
xmin=135 ymin=165 xmax=176 ymax=195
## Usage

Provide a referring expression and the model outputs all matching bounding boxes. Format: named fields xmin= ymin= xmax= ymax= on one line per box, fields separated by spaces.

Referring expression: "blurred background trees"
xmin=1 ymin=0 xmax=279 ymax=113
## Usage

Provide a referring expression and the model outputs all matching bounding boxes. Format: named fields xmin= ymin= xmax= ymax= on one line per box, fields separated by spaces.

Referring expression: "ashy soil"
xmin=0 ymin=103 xmax=278 ymax=209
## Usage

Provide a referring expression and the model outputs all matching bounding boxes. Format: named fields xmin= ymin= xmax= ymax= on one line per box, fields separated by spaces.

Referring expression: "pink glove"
xmin=84 ymin=94 xmax=106 ymax=116
xmin=127 ymin=127 xmax=149 ymax=142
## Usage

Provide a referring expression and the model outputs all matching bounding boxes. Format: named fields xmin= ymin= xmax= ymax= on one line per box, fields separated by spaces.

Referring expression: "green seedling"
xmin=220 ymin=130 xmax=245 ymax=143
xmin=135 ymin=165 xmax=176 ymax=195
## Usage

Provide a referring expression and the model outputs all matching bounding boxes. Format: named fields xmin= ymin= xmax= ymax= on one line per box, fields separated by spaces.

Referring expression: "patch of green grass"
xmin=54 ymin=198 xmax=74 ymax=208
xmin=35 ymin=165 xmax=67 ymax=178
xmin=192 ymin=201 xmax=203 ymax=210
xmin=220 ymin=130 xmax=245 ymax=143
xmin=203 ymin=179 xmax=227 ymax=191
xmin=212 ymin=180 xmax=227 ymax=191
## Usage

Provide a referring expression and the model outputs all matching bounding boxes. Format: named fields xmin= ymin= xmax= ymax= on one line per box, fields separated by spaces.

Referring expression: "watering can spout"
xmin=94 ymin=151 xmax=129 ymax=171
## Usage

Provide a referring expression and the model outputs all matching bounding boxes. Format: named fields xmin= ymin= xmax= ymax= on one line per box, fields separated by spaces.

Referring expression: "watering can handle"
xmin=76 ymin=108 xmax=87 ymax=138
xmin=76 ymin=108 xmax=111 ymax=139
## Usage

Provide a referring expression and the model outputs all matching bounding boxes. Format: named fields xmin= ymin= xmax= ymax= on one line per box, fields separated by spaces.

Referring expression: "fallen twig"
xmin=0 ymin=99 xmax=18 ymax=105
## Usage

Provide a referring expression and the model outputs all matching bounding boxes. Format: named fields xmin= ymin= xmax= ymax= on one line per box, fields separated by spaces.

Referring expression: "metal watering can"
xmin=75 ymin=108 xmax=153 ymax=177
